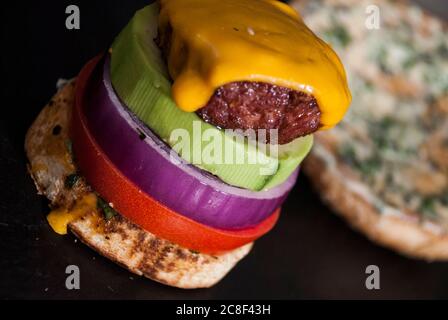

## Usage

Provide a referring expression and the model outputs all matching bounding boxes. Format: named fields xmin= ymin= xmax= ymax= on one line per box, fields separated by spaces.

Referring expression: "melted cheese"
xmin=47 ymin=193 xmax=97 ymax=235
xmin=158 ymin=0 xmax=351 ymax=129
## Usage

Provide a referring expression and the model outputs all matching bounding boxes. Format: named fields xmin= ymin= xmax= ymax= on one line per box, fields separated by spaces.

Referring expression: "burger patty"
xmin=197 ymin=82 xmax=321 ymax=144
xmin=156 ymin=26 xmax=321 ymax=145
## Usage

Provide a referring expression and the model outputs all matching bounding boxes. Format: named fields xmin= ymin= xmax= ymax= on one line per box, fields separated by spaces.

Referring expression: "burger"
xmin=25 ymin=0 xmax=351 ymax=288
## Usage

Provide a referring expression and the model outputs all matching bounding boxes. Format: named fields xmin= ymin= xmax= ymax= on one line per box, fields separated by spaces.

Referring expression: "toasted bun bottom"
xmin=25 ymin=79 xmax=252 ymax=289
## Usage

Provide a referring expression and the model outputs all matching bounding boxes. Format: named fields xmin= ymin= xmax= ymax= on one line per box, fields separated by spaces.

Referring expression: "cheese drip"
xmin=158 ymin=0 xmax=351 ymax=129
xmin=47 ymin=193 xmax=97 ymax=235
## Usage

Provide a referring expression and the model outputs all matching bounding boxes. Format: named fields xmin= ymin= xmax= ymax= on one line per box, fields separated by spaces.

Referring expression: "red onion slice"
xmin=83 ymin=56 xmax=298 ymax=229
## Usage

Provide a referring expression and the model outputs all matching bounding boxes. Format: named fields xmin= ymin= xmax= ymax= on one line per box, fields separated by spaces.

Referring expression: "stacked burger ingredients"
xmin=26 ymin=0 xmax=351 ymax=288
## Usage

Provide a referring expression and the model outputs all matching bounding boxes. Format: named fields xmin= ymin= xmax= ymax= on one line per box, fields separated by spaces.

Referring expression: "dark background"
xmin=1 ymin=0 xmax=448 ymax=299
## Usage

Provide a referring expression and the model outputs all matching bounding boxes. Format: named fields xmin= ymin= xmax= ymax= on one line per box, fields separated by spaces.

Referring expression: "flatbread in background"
xmin=293 ymin=0 xmax=448 ymax=260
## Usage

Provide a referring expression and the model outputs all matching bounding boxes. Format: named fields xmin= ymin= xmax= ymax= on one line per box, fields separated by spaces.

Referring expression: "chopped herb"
xmin=324 ymin=25 xmax=352 ymax=48
xmin=189 ymin=249 xmax=200 ymax=255
xmin=379 ymin=117 xmax=394 ymax=130
xmin=376 ymin=47 xmax=390 ymax=74
xmin=399 ymin=41 xmax=418 ymax=70
xmin=419 ymin=52 xmax=432 ymax=64
xmin=419 ymin=197 xmax=437 ymax=218
xmin=371 ymin=117 xmax=394 ymax=151
xmin=359 ymin=157 xmax=381 ymax=177
xmin=364 ymin=81 xmax=374 ymax=92
xmin=437 ymin=42 xmax=448 ymax=58
xmin=403 ymin=57 xmax=416 ymax=70
xmin=372 ymin=135 xmax=389 ymax=151
xmin=338 ymin=144 xmax=357 ymax=166
xmin=65 ymin=173 xmax=80 ymax=189
xmin=97 ymin=197 xmax=118 ymax=220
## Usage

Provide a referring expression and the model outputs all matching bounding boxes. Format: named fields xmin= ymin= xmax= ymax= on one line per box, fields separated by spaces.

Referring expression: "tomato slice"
xmin=71 ymin=54 xmax=280 ymax=254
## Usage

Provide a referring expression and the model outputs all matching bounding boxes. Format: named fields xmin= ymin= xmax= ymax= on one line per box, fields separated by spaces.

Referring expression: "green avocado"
xmin=110 ymin=3 xmax=313 ymax=191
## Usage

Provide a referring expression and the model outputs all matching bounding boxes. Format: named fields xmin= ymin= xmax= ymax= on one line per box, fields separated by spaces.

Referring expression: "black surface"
xmin=1 ymin=0 xmax=448 ymax=299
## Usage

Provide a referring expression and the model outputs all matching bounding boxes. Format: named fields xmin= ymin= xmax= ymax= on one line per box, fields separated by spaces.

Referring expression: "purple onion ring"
xmin=82 ymin=56 xmax=298 ymax=229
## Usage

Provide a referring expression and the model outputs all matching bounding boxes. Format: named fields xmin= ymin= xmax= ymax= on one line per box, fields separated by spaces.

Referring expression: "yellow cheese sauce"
xmin=47 ymin=193 xmax=97 ymax=235
xmin=158 ymin=0 xmax=351 ymax=129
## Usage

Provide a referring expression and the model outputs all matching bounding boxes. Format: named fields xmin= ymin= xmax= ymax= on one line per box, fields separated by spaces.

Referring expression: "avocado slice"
xmin=110 ymin=3 xmax=313 ymax=190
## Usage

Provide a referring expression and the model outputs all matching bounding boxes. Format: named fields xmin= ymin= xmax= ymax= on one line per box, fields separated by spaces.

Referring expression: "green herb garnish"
xmin=338 ymin=143 xmax=382 ymax=177
xmin=359 ymin=157 xmax=381 ymax=177
xmin=371 ymin=117 xmax=394 ymax=151
xmin=324 ymin=25 xmax=352 ymax=48
xmin=97 ymin=197 xmax=118 ymax=220
xmin=324 ymin=25 xmax=351 ymax=48
xmin=419 ymin=197 xmax=437 ymax=218
xmin=378 ymin=117 xmax=394 ymax=130
xmin=376 ymin=47 xmax=390 ymax=74
xmin=338 ymin=144 xmax=357 ymax=166
xmin=437 ymin=42 xmax=448 ymax=58
xmin=364 ymin=81 xmax=374 ymax=92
